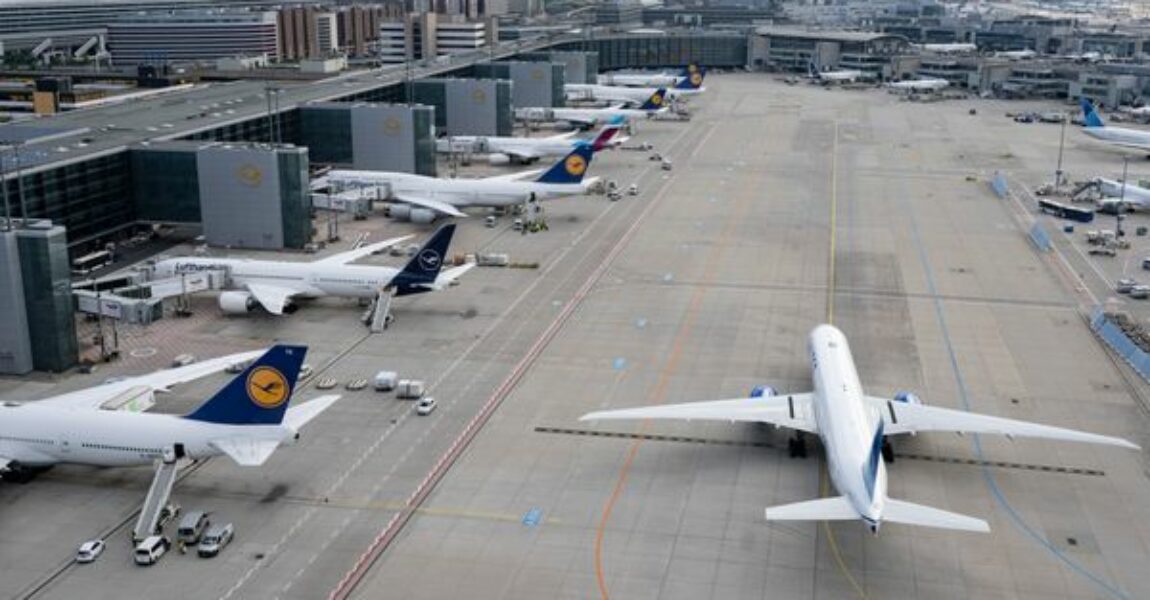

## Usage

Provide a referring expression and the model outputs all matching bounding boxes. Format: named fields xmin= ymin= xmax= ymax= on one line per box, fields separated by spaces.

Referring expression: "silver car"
xmin=197 ymin=523 xmax=234 ymax=558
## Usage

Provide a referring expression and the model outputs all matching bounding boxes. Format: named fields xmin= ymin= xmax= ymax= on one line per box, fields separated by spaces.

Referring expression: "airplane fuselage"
xmin=152 ymin=258 xmax=401 ymax=300
xmin=1083 ymin=126 xmax=1150 ymax=151
xmin=435 ymin=135 xmax=579 ymax=160
xmin=809 ymin=324 xmax=887 ymax=528
xmin=597 ymin=72 xmax=679 ymax=87
xmin=0 ymin=401 xmax=293 ymax=468
xmin=326 ymin=171 xmax=591 ymax=207
xmin=565 ymin=83 xmax=700 ymax=103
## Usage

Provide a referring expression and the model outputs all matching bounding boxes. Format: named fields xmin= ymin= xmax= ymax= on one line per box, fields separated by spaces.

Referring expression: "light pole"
xmin=1055 ymin=114 xmax=1067 ymax=187
xmin=1 ymin=145 xmax=10 ymax=231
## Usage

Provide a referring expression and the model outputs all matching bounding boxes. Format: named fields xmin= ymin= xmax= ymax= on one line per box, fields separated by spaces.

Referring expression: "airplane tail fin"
xmin=590 ymin=118 xmax=625 ymax=151
xmin=675 ymin=64 xmax=706 ymax=90
xmin=882 ymin=499 xmax=990 ymax=532
xmin=638 ymin=88 xmax=667 ymax=111
xmin=184 ymin=345 xmax=306 ymax=425
xmin=390 ymin=223 xmax=455 ymax=293
xmin=1081 ymin=97 xmax=1105 ymax=128
xmin=765 ymin=496 xmax=859 ymax=521
xmin=535 ymin=144 xmax=594 ymax=185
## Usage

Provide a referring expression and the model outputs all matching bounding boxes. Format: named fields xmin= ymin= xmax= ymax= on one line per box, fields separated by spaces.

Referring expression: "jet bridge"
xmin=72 ymin=268 xmax=228 ymax=325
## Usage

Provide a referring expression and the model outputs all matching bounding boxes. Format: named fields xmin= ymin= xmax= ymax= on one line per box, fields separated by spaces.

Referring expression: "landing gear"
xmin=787 ymin=434 xmax=808 ymax=459
xmin=881 ymin=439 xmax=895 ymax=463
xmin=1 ymin=464 xmax=50 ymax=484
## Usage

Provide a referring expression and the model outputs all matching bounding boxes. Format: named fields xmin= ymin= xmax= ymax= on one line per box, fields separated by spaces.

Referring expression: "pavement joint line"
xmin=234 ymin=170 xmax=648 ymax=598
xmin=327 ymin=116 xmax=703 ymax=600
xmin=904 ymin=161 xmax=1129 ymax=600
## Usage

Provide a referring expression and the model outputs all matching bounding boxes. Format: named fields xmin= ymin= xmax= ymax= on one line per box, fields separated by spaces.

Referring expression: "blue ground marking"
xmin=902 ymin=192 xmax=1129 ymax=600
xmin=522 ymin=508 xmax=542 ymax=527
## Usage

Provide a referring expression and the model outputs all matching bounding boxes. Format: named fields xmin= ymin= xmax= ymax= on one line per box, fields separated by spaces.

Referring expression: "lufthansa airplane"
xmin=321 ymin=145 xmax=599 ymax=220
xmin=0 ymin=345 xmax=337 ymax=480
xmin=597 ymin=64 xmax=702 ymax=88
xmin=435 ymin=119 xmax=625 ymax=165
xmin=153 ymin=224 xmax=473 ymax=316
xmin=582 ymin=324 xmax=1138 ymax=533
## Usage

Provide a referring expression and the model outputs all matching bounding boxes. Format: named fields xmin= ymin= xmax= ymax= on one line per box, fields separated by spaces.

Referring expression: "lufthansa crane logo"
xmin=564 ymin=154 xmax=587 ymax=177
xmin=417 ymin=248 xmax=441 ymax=271
xmin=530 ymin=68 xmax=544 ymax=81
xmin=237 ymin=164 xmax=263 ymax=187
xmin=689 ymin=72 xmax=703 ymax=86
xmin=471 ymin=88 xmax=487 ymax=104
xmin=383 ymin=117 xmax=402 ymax=136
xmin=650 ymin=92 xmax=664 ymax=106
xmin=246 ymin=366 xmax=289 ymax=409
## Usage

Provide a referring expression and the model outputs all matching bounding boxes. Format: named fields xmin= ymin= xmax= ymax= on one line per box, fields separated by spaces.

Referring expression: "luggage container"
xmin=396 ymin=379 xmax=425 ymax=400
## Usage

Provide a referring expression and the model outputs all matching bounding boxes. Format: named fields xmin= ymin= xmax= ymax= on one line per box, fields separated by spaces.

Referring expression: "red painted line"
xmin=328 ymin=171 xmax=678 ymax=600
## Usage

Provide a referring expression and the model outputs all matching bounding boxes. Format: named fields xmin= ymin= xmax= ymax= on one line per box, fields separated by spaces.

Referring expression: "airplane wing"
xmin=210 ymin=437 xmax=281 ymax=466
xmin=581 ymin=393 xmax=818 ymax=434
xmin=392 ymin=193 xmax=468 ymax=218
xmin=866 ymin=396 xmax=1139 ymax=449
xmin=245 ymin=282 xmax=301 ymax=316
xmin=35 ymin=349 xmax=267 ymax=411
xmin=312 ymin=234 xmax=415 ymax=266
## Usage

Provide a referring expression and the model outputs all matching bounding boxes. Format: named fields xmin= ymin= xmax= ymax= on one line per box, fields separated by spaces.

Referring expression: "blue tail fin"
xmin=1081 ymin=97 xmax=1105 ymax=128
xmin=675 ymin=65 xmax=705 ymax=90
xmin=864 ymin=420 xmax=885 ymax=501
xmin=639 ymin=88 xmax=667 ymax=111
xmin=184 ymin=345 xmax=306 ymax=425
xmin=536 ymin=144 xmax=594 ymax=185
xmin=390 ymin=223 xmax=454 ymax=295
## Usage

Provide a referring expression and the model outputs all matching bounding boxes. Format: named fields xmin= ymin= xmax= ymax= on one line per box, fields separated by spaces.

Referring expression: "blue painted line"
xmin=612 ymin=357 xmax=627 ymax=370
xmin=903 ymin=193 xmax=1129 ymax=600
xmin=635 ymin=318 xmax=648 ymax=329
xmin=522 ymin=508 xmax=542 ymax=527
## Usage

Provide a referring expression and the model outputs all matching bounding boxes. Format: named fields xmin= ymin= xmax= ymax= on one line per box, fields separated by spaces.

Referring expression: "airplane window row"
xmin=0 ymin=436 xmax=53 ymax=445
xmin=80 ymin=442 xmax=162 ymax=454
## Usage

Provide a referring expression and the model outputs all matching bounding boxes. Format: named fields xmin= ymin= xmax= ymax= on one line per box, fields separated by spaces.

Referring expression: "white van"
xmin=373 ymin=371 xmax=398 ymax=392
xmin=134 ymin=535 xmax=170 ymax=566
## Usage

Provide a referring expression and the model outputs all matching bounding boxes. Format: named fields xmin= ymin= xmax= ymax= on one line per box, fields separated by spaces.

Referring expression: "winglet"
xmin=184 ymin=345 xmax=306 ymax=425
xmin=535 ymin=144 xmax=594 ymax=185
xmin=1081 ymin=97 xmax=1105 ymax=128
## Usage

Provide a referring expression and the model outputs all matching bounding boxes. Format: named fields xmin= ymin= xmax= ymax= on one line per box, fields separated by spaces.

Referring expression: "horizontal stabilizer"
xmin=284 ymin=395 xmax=340 ymax=431
xmin=883 ymin=498 xmax=990 ymax=533
xmin=765 ymin=496 xmax=857 ymax=521
xmin=210 ymin=437 xmax=281 ymax=467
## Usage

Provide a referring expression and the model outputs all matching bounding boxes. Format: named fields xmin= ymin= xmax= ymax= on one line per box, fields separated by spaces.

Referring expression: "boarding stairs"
xmin=131 ymin=446 xmax=183 ymax=542
xmin=367 ymin=289 xmax=394 ymax=333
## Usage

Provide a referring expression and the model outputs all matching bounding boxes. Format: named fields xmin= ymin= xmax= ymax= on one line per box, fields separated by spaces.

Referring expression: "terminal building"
xmin=107 ymin=11 xmax=281 ymax=65
xmin=750 ymin=27 xmax=909 ymax=77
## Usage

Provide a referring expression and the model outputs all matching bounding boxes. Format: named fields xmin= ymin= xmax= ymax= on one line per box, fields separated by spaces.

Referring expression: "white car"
xmin=75 ymin=539 xmax=105 ymax=563
xmin=416 ymin=397 xmax=437 ymax=416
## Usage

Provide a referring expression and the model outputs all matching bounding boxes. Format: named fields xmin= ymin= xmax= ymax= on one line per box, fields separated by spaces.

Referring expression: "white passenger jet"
xmin=566 ymin=68 xmax=705 ymax=103
xmin=321 ymin=145 xmax=599 ymax=219
xmin=152 ymin=224 xmax=473 ymax=316
xmin=1080 ymin=98 xmax=1150 ymax=153
xmin=0 ymin=345 xmax=338 ymax=480
xmin=517 ymin=89 xmax=668 ymax=129
xmin=597 ymin=64 xmax=702 ymax=88
xmin=1093 ymin=177 xmax=1150 ymax=212
xmin=581 ymin=324 xmax=1138 ymax=533
xmin=807 ymin=61 xmax=867 ymax=84
xmin=886 ymin=77 xmax=949 ymax=92
xmin=435 ymin=120 xmax=625 ymax=165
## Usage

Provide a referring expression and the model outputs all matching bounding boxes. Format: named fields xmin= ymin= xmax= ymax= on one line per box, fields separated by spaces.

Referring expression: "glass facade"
xmin=278 ymin=149 xmax=311 ymax=249
xmin=299 ymin=107 xmax=353 ymax=165
xmin=413 ymin=107 xmax=436 ymax=176
xmin=556 ymin=35 xmax=749 ymax=70
xmin=17 ymin=225 xmax=78 ymax=372
xmin=130 ymin=145 xmax=202 ymax=223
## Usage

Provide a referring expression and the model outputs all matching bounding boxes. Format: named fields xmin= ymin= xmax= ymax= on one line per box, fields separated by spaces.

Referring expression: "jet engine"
xmin=487 ymin=153 xmax=511 ymax=166
xmin=219 ymin=291 xmax=257 ymax=314
xmin=750 ymin=385 xmax=778 ymax=398
xmin=893 ymin=391 xmax=922 ymax=405
xmin=387 ymin=204 xmax=437 ymax=224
